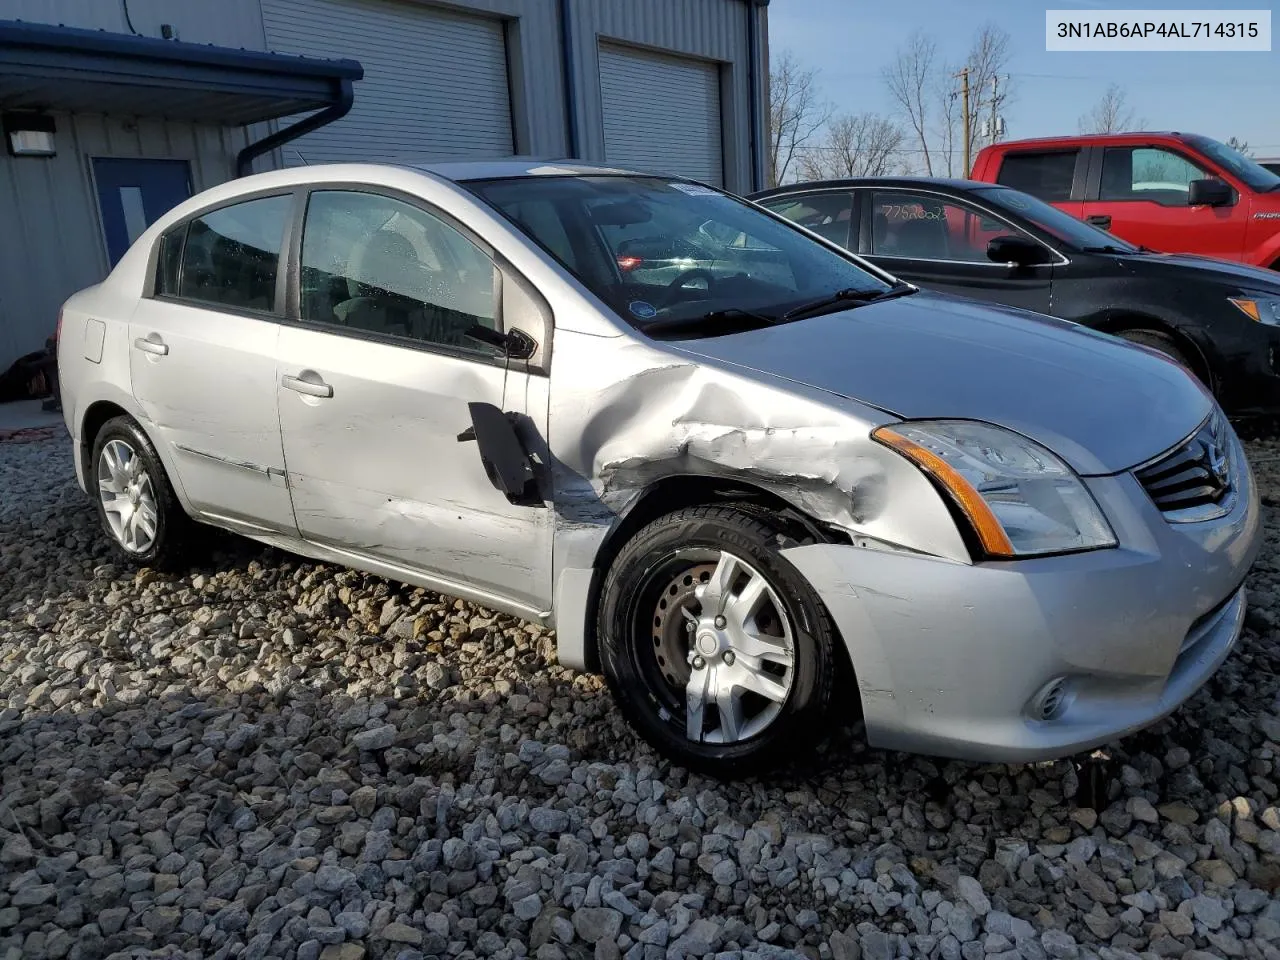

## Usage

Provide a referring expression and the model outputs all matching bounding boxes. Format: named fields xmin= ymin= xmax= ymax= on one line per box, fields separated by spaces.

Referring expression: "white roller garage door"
xmin=598 ymin=43 xmax=723 ymax=186
xmin=261 ymin=0 xmax=513 ymax=164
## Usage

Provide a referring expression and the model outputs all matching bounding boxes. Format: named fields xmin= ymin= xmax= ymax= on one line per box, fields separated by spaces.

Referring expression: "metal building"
xmin=0 ymin=0 xmax=769 ymax=371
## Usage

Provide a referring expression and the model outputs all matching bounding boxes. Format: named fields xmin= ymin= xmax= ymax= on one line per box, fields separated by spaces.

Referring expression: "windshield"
xmin=465 ymin=175 xmax=893 ymax=334
xmin=1184 ymin=134 xmax=1280 ymax=192
xmin=974 ymin=185 xmax=1139 ymax=253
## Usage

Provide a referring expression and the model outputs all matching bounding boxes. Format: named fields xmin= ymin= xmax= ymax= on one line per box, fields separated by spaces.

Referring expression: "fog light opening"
xmin=1029 ymin=677 xmax=1069 ymax=721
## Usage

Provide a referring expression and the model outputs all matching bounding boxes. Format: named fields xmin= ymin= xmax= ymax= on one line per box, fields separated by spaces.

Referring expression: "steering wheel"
xmin=656 ymin=269 xmax=716 ymax=307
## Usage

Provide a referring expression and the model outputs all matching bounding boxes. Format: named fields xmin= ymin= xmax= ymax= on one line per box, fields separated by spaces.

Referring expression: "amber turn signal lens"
xmin=873 ymin=426 xmax=1016 ymax=558
xmin=1229 ymin=298 xmax=1262 ymax=322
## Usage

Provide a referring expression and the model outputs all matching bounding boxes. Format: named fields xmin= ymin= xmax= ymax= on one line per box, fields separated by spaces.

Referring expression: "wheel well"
xmin=579 ymin=474 xmax=849 ymax=674
xmin=1093 ymin=315 xmax=1214 ymax=390
xmin=80 ymin=400 xmax=129 ymax=476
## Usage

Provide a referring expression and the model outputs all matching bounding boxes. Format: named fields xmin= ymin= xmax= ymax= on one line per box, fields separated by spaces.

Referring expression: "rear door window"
xmin=176 ymin=195 xmax=292 ymax=312
xmin=759 ymin=192 xmax=855 ymax=248
xmin=995 ymin=151 xmax=1078 ymax=202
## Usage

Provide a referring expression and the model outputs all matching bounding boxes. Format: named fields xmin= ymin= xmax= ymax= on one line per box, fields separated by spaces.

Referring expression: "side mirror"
xmin=464 ymin=324 xmax=536 ymax=360
xmin=987 ymin=235 xmax=1049 ymax=267
xmin=1188 ymin=178 xmax=1233 ymax=207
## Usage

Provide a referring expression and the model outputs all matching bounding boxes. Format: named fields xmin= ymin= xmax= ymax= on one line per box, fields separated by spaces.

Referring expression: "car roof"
xmin=751 ymin=176 xmax=1004 ymax=199
xmin=400 ymin=157 xmax=649 ymax=181
xmin=979 ymin=132 xmax=1192 ymax=151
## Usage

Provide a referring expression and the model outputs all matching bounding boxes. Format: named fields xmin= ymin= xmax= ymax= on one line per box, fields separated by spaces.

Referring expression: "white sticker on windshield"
xmin=668 ymin=182 xmax=720 ymax=197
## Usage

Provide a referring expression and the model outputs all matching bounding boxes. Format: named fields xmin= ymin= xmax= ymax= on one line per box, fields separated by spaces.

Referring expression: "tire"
xmin=1116 ymin=328 xmax=1194 ymax=373
xmin=90 ymin=415 xmax=195 ymax=570
xmin=596 ymin=504 xmax=841 ymax=777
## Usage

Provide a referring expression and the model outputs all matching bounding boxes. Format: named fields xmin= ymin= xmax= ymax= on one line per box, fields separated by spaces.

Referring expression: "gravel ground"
xmin=2 ymin=427 xmax=1280 ymax=960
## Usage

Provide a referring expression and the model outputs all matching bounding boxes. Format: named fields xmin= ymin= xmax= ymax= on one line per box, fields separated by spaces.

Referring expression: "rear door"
xmin=854 ymin=188 xmax=1054 ymax=314
xmin=989 ymin=148 xmax=1085 ymax=220
xmin=129 ymin=192 xmax=297 ymax=534
xmin=1080 ymin=144 xmax=1246 ymax=260
xmin=276 ymin=187 xmax=553 ymax=613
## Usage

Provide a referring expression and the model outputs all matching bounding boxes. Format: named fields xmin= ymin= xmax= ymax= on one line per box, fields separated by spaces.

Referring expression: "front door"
xmin=858 ymin=188 xmax=1054 ymax=315
xmin=277 ymin=188 xmax=553 ymax=612
xmin=1081 ymin=145 xmax=1246 ymax=261
xmin=93 ymin=158 xmax=192 ymax=265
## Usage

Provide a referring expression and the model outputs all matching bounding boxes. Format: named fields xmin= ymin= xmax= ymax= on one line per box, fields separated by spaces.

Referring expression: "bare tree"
xmin=1078 ymin=84 xmax=1144 ymax=134
xmin=798 ymin=113 xmax=906 ymax=180
xmin=1227 ymin=136 xmax=1253 ymax=157
xmin=768 ymin=51 xmax=831 ymax=186
xmin=965 ymin=24 xmax=1013 ymax=153
xmin=883 ymin=32 xmax=938 ymax=175
xmin=882 ymin=24 xmax=1013 ymax=178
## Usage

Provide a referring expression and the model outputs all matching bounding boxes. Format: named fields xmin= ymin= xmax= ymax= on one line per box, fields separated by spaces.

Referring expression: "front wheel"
xmin=1116 ymin=329 xmax=1196 ymax=377
xmin=596 ymin=504 xmax=841 ymax=777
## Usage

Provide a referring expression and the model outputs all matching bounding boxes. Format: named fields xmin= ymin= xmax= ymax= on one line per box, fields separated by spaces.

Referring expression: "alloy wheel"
xmin=98 ymin=438 xmax=159 ymax=553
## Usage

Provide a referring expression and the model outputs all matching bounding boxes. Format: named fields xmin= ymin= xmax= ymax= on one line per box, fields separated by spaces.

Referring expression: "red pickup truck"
xmin=971 ymin=133 xmax=1280 ymax=269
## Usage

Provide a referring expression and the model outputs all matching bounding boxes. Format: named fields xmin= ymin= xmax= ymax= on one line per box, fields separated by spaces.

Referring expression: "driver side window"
xmin=868 ymin=191 xmax=1025 ymax=263
xmin=299 ymin=190 xmax=501 ymax=358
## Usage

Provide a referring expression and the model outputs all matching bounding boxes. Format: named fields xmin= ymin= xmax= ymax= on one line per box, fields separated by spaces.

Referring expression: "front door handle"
xmin=133 ymin=336 xmax=169 ymax=356
xmin=1086 ymin=214 xmax=1112 ymax=229
xmin=281 ymin=373 xmax=333 ymax=398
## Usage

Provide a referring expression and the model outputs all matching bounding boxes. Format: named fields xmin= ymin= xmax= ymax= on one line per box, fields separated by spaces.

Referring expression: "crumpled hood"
xmin=669 ymin=291 xmax=1213 ymax=475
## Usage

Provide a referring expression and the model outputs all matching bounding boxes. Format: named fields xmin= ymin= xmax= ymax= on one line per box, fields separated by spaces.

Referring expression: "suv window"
xmin=175 ymin=195 xmax=291 ymax=311
xmin=1099 ymin=146 xmax=1211 ymax=206
xmin=760 ymin=192 xmax=855 ymax=248
xmin=300 ymin=190 xmax=500 ymax=356
xmin=995 ymin=151 xmax=1078 ymax=202
xmin=869 ymin=191 xmax=1021 ymax=262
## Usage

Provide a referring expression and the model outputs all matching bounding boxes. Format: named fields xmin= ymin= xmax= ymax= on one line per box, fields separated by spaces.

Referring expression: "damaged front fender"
xmin=547 ymin=330 xmax=970 ymax=671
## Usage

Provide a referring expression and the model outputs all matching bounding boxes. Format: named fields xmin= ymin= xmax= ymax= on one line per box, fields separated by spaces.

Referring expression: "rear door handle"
xmin=133 ymin=336 xmax=168 ymax=356
xmin=281 ymin=373 xmax=333 ymax=398
xmin=1086 ymin=215 xmax=1112 ymax=229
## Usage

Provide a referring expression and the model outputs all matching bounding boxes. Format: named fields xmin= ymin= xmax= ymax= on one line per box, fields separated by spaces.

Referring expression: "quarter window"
xmin=176 ymin=195 xmax=291 ymax=311
xmin=995 ymin=151 xmax=1078 ymax=203
xmin=1099 ymin=147 xmax=1211 ymax=206
xmin=155 ymin=228 xmax=184 ymax=297
xmin=300 ymin=190 xmax=500 ymax=357
xmin=869 ymin=192 xmax=1020 ymax=263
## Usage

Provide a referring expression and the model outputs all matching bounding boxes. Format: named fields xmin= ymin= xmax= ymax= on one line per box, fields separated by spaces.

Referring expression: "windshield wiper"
xmin=640 ymin=307 xmax=778 ymax=338
xmin=1082 ymin=244 xmax=1136 ymax=255
xmin=782 ymin=282 xmax=915 ymax=322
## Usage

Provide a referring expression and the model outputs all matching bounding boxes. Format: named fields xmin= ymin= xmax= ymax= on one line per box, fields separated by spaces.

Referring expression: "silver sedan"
xmin=57 ymin=160 xmax=1261 ymax=776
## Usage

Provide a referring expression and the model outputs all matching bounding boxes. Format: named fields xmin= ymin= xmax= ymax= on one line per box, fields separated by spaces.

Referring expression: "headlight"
xmin=1229 ymin=296 xmax=1280 ymax=325
xmin=873 ymin=420 xmax=1117 ymax=558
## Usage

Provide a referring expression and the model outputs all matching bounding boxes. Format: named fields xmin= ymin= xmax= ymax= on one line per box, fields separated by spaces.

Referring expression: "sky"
xmin=768 ymin=0 xmax=1280 ymax=161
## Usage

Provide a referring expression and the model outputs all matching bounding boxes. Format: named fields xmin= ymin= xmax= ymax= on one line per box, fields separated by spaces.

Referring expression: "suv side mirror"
xmin=987 ymin=235 xmax=1049 ymax=267
xmin=1188 ymin=178 xmax=1232 ymax=207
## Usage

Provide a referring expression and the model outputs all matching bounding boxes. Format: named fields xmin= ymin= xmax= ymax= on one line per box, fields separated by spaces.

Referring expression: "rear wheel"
xmin=596 ymin=504 xmax=841 ymax=777
xmin=91 ymin=415 xmax=194 ymax=570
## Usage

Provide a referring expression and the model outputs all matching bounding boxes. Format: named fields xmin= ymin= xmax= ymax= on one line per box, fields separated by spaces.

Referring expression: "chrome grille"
xmin=1134 ymin=410 xmax=1235 ymax=522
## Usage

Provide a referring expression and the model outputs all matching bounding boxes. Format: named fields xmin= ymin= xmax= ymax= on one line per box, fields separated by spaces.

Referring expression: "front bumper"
xmin=781 ymin=431 xmax=1262 ymax=763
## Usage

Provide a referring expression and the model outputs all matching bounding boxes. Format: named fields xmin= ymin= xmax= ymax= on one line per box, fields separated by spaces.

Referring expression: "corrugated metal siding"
xmin=570 ymin=0 xmax=751 ymax=191
xmin=599 ymin=44 xmax=722 ymax=185
xmin=261 ymin=0 xmax=514 ymax=164
xmin=0 ymin=0 xmax=267 ymax=49
xmin=0 ymin=114 xmax=245 ymax=365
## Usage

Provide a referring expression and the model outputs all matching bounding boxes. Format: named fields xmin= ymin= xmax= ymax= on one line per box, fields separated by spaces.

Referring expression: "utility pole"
xmin=956 ymin=67 xmax=972 ymax=176
xmin=989 ymin=73 xmax=1001 ymax=146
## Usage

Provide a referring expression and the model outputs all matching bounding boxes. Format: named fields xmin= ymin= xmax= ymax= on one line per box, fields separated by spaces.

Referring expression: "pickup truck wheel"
xmin=1116 ymin=329 xmax=1196 ymax=377
xmin=596 ymin=504 xmax=840 ymax=778
xmin=91 ymin=415 xmax=195 ymax=571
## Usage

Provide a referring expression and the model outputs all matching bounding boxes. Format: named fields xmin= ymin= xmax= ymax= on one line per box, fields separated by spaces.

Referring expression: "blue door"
xmin=93 ymin=158 xmax=193 ymax=266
